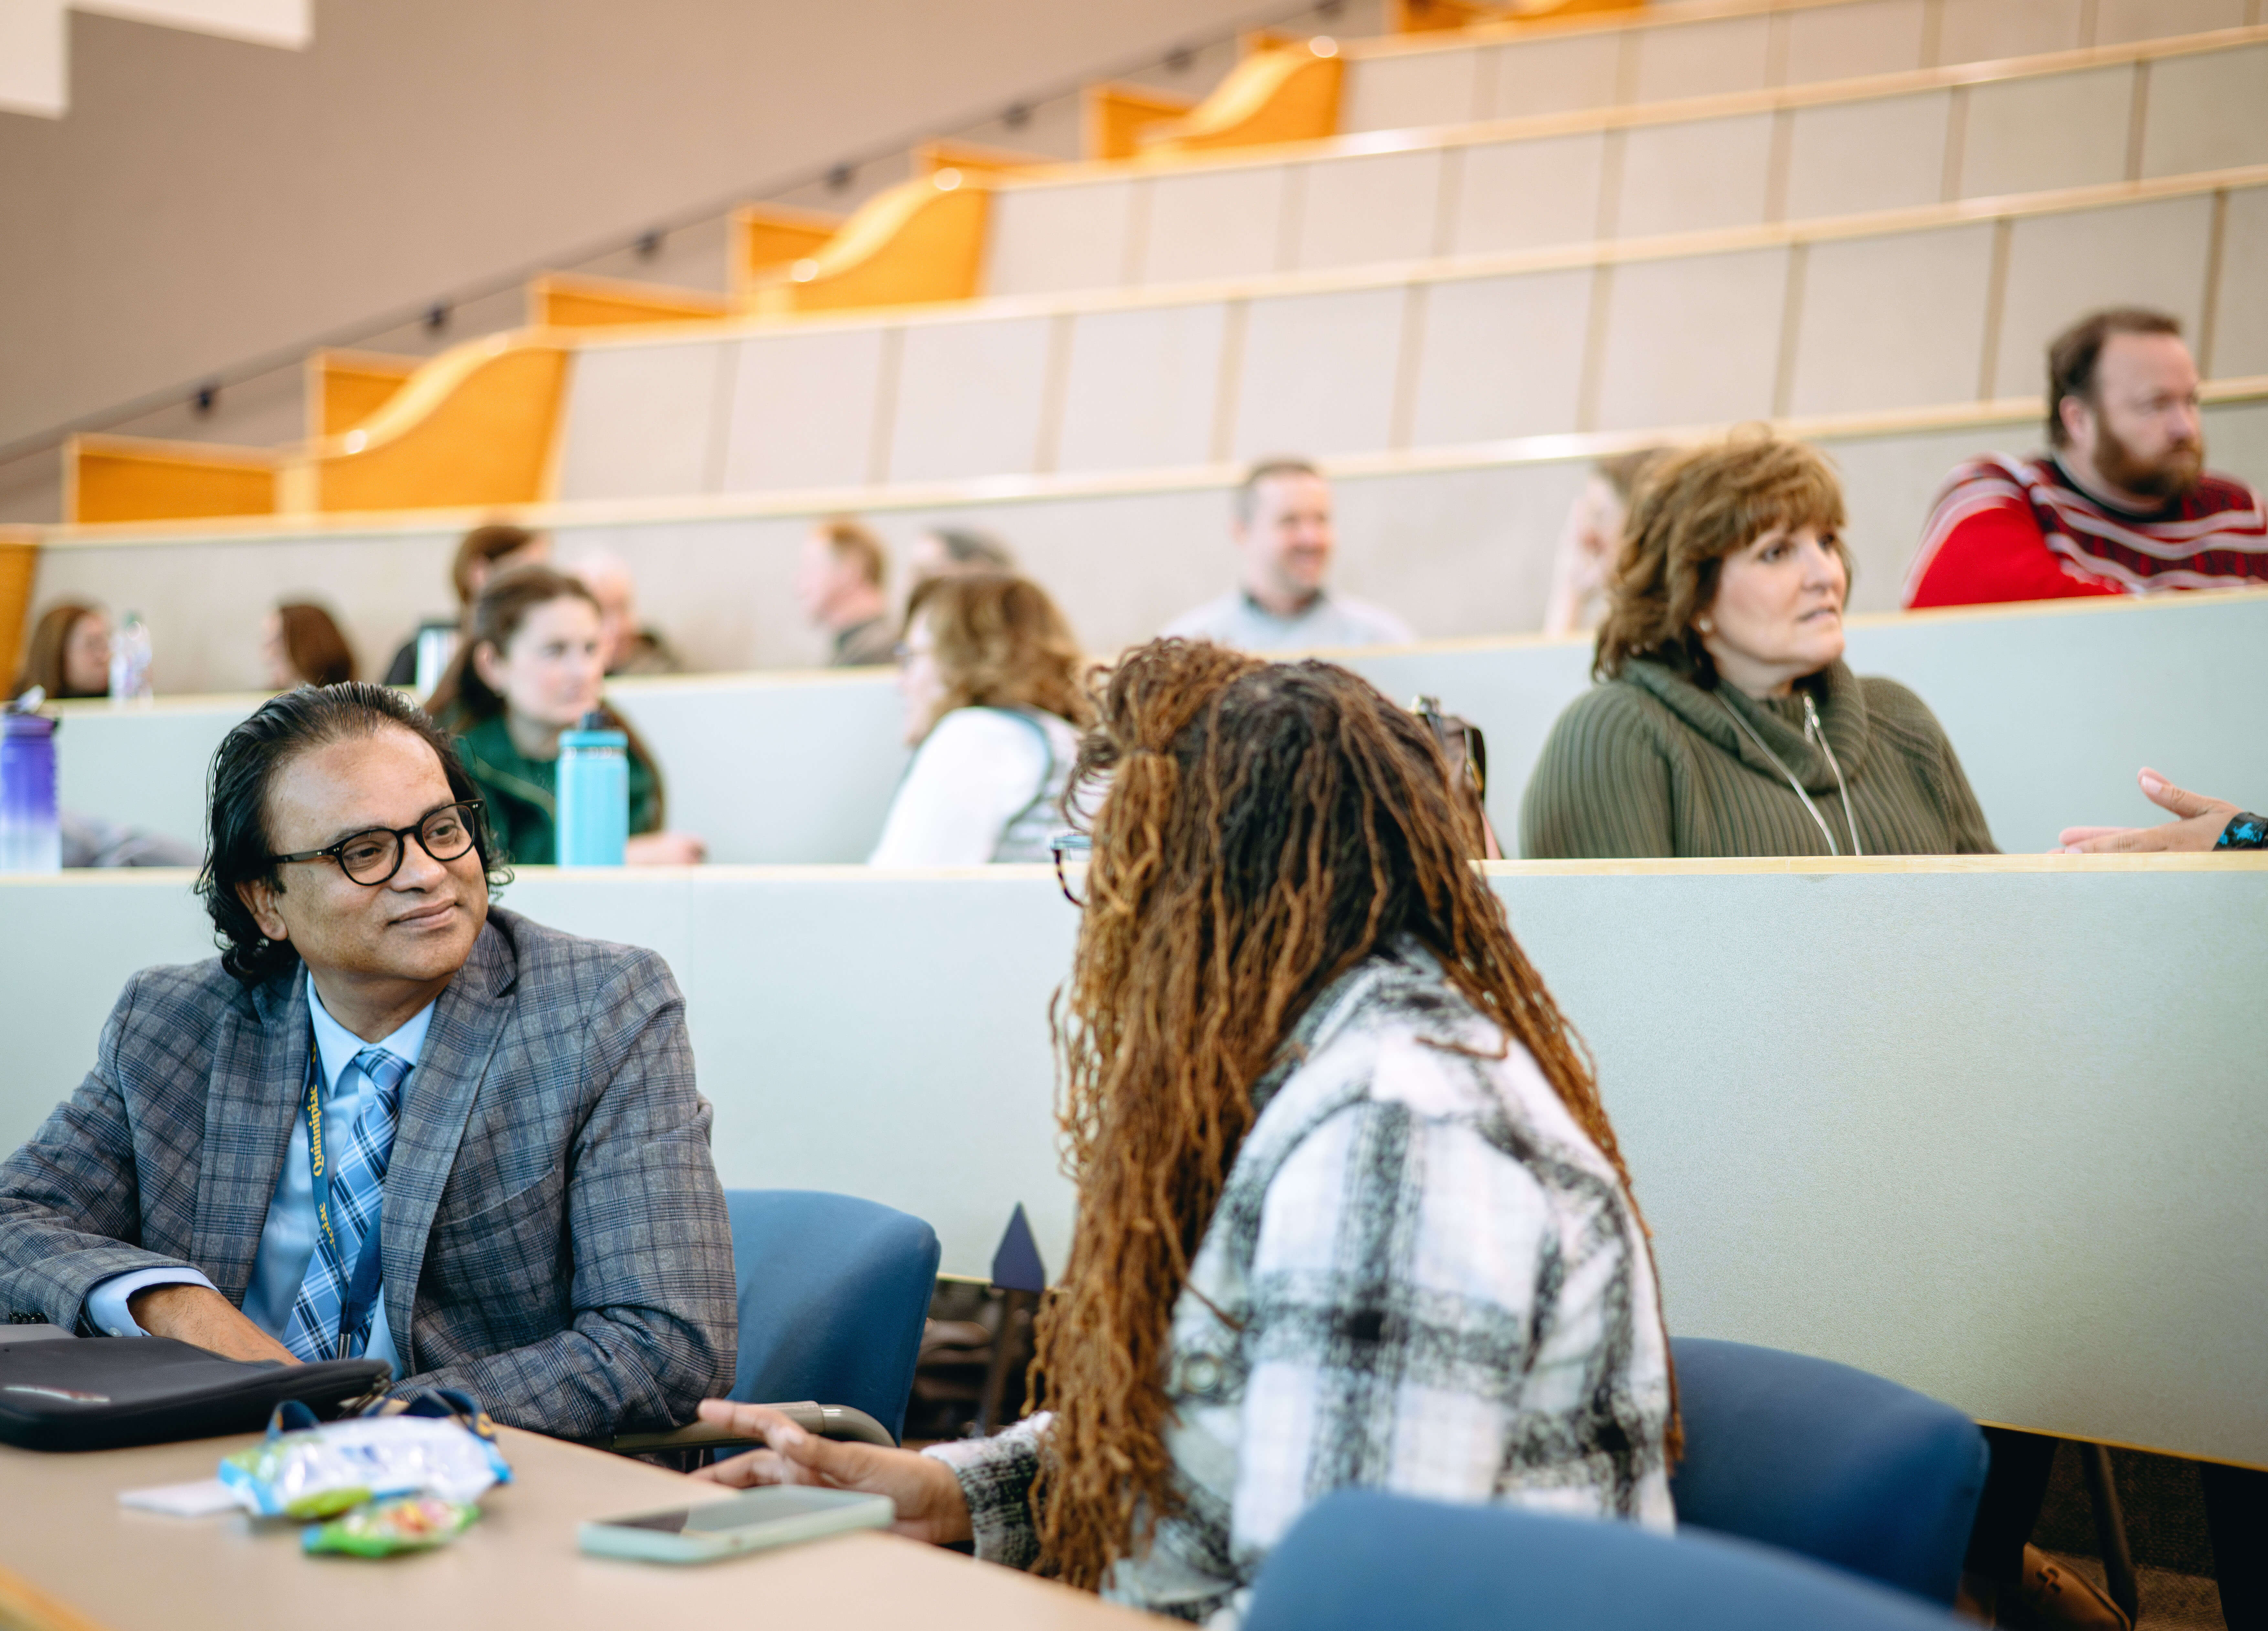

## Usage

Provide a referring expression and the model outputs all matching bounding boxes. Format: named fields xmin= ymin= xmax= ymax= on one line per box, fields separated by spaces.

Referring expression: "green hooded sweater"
xmin=1518 ymin=658 xmax=1996 ymax=859
xmin=448 ymin=712 xmax=661 ymax=867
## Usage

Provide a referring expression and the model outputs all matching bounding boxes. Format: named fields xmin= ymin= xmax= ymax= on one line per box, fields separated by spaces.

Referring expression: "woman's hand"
xmin=2058 ymin=768 xmax=2239 ymax=853
xmin=626 ymin=831 xmax=708 ymax=866
xmin=688 ymin=1401 xmax=974 ymax=1547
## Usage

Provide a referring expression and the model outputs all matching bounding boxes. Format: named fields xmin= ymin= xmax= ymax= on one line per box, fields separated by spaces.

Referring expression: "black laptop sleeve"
xmin=0 ymin=1337 xmax=389 ymax=1451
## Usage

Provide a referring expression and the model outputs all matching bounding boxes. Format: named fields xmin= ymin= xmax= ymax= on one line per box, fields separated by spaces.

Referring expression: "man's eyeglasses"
xmin=269 ymin=801 xmax=485 ymax=886
xmin=1050 ymin=831 xmax=1091 ymax=908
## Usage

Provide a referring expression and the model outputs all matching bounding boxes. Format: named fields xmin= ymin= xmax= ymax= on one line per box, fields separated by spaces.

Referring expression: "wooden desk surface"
xmin=0 ymin=1426 xmax=1151 ymax=1631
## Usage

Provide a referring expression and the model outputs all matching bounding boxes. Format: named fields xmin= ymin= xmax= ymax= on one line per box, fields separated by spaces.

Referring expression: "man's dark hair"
xmin=1234 ymin=456 xmax=1323 ymax=527
xmin=2046 ymin=308 xmax=2183 ymax=448
xmin=198 ymin=683 xmax=508 ymax=986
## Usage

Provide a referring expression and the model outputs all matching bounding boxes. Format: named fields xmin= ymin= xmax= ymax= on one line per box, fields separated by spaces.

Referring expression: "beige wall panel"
xmin=1960 ymin=66 xmax=2135 ymax=201
xmin=1785 ymin=91 xmax=1951 ymax=220
xmin=1295 ymin=149 xmax=1448 ymax=270
xmin=983 ymin=180 xmax=1138 ymax=298
xmin=1782 ymin=0 xmax=1929 ymax=85
xmin=1231 ymin=286 xmax=1408 ymax=459
xmin=1339 ymin=46 xmax=1486 ymax=134
xmin=719 ymin=327 xmax=888 ymax=493
xmin=885 ymin=316 xmax=1054 ymax=483
xmin=1993 ymin=195 xmax=2214 ymax=396
xmin=1629 ymin=15 xmax=1773 ymax=104
xmin=1788 ymin=224 xmax=1997 ymax=416
xmin=1406 ymin=269 xmax=1594 ymax=446
xmin=1140 ymin=166 xmax=1293 ymax=287
xmin=1484 ymin=32 xmax=1622 ymax=120
xmin=1053 ymin=302 xmax=1229 ymax=473
xmin=2094 ymin=0 xmax=2247 ymax=44
xmin=2139 ymin=44 xmax=2268 ymax=180
xmin=1450 ymin=132 xmax=1609 ymax=256
xmin=1934 ymin=0 xmax=2085 ymax=65
xmin=2207 ymin=187 xmax=2268 ymax=380
xmin=556 ymin=342 xmax=727 ymax=503
xmin=1593 ymin=247 xmax=1789 ymax=431
xmin=1613 ymin=113 xmax=1776 ymax=239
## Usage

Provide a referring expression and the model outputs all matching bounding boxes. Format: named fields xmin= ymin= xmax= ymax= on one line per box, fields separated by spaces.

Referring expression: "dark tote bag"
xmin=0 ymin=1336 xmax=389 ymax=1451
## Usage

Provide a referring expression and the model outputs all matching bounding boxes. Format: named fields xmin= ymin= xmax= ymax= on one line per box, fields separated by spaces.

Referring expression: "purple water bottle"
xmin=1 ymin=712 xmax=61 ymax=873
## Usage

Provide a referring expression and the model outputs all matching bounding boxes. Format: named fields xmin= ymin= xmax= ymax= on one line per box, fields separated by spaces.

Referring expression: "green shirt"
xmin=449 ymin=712 xmax=661 ymax=866
xmin=1519 ymin=658 xmax=1996 ymax=859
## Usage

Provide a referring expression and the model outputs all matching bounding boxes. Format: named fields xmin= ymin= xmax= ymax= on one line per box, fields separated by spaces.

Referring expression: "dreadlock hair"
xmin=1028 ymin=638 xmax=1663 ymax=1592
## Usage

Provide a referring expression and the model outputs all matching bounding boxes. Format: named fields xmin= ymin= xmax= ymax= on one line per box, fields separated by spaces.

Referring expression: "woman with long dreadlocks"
xmin=692 ymin=639 xmax=1675 ymax=1622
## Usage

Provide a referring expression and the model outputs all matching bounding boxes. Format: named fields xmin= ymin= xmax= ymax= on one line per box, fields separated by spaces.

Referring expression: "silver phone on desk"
xmin=579 ymin=1485 xmax=894 ymax=1563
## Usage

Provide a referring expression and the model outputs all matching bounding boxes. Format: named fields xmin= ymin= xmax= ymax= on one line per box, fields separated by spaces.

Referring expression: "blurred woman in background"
xmin=427 ymin=565 xmax=703 ymax=866
xmin=261 ymin=602 xmax=357 ymax=689
xmin=869 ymin=573 xmax=1092 ymax=866
xmin=13 ymin=601 xmax=111 ymax=699
xmin=1522 ymin=432 xmax=1994 ymax=859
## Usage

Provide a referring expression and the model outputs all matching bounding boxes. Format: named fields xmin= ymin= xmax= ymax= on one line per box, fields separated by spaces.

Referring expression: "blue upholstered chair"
xmin=722 ymin=1188 xmax=941 ymax=1444
xmin=1244 ymin=1490 xmax=1961 ymax=1631
xmin=1669 ymin=1337 xmax=1988 ymax=1605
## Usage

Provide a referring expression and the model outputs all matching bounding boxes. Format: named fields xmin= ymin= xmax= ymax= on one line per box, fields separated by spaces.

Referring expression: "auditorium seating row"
xmin=48 ymin=589 xmax=2268 ymax=864
xmin=44 ymin=8 xmax=2264 ymax=529
xmin=8 ymin=853 xmax=2261 ymax=1472
xmin=22 ymin=385 xmax=2268 ymax=693
xmin=984 ymin=32 xmax=2268 ymax=298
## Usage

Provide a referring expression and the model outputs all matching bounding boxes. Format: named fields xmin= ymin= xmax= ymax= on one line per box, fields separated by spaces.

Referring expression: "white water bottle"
xmin=108 ymin=612 xmax=154 ymax=703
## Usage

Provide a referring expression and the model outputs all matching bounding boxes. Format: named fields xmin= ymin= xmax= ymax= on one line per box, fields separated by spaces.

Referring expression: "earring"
xmin=1697 ymin=617 xmax=1714 ymax=634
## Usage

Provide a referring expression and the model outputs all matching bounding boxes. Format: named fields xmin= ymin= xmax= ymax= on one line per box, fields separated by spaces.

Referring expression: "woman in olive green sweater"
xmin=1520 ymin=433 xmax=1995 ymax=859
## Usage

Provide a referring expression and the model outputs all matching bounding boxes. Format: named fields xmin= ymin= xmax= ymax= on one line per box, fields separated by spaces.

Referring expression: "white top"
xmin=869 ymin=707 xmax=1084 ymax=867
xmin=1161 ymin=589 xmax=1416 ymax=653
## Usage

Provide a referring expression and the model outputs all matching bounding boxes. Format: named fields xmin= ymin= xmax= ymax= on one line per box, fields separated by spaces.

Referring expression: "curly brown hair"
xmin=904 ymin=572 xmax=1091 ymax=738
xmin=1027 ymin=638 xmax=1666 ymax=1592
xmin=1592 ymin=431 xmax=1848 ymax=685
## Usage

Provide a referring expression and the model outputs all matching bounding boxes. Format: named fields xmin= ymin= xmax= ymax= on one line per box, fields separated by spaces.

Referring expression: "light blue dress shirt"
xmin=85 ymin=984 xmax=434 ymax=1380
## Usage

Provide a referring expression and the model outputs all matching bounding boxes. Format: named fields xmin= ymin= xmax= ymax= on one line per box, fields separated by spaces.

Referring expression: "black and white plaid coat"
xmin=0 ymin=909 xmax=737 ymax=1442
xmin=928 ymin=938 xmax=1674 ymax=1625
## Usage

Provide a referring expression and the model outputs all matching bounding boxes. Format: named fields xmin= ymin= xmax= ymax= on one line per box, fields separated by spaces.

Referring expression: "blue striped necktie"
xmin=282 ymin=1046 xmax=409 ymax=1363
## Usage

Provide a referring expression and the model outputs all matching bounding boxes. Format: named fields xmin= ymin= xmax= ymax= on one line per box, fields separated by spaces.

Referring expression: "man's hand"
xmin=127 ymin=1284 xmax=298 ymax=1365
xmin=2059 ymin=768 xmax=2239 ymax=854
xmin=688 ymin=1400 xmax=974 ymax=1546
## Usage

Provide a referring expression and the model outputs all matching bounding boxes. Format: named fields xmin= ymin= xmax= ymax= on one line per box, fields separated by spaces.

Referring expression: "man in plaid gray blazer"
xmin=0 ymin=685 xmax=735 ymax=1442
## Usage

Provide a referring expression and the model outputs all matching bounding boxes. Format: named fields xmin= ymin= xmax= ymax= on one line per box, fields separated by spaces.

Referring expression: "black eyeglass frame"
xmin=268 ymin=799 xmax=487 ymax=886
xmin=1050 ymin=831 xmax=1092 ymax=908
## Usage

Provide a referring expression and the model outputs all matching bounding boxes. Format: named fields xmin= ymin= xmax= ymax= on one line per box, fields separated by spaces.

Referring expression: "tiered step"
xmin=28 ymin=381 xmax=2268 ymax=692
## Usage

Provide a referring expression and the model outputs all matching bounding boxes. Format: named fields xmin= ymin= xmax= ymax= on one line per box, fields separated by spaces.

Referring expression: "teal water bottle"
xmin=556 ymin=711 xmax=629 ymax=866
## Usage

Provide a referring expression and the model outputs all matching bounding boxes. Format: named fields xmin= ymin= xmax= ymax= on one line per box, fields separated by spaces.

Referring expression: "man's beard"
xmin=2091 ymin=418 xmax=2205 ymax=502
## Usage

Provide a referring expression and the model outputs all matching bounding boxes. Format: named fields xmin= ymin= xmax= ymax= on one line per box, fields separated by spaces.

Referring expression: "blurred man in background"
xmin=797 ymin=518 xmax=896 ymax=667
xmin=1162 ymin=458 xmax=1414 ymax=652
xmin=1904 ymin=309 xmax=2266 ymax=608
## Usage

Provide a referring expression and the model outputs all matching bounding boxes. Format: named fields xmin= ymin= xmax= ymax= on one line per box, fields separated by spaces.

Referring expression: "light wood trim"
xmin=304 ymin=347 xmax=420 ymax=439
xmin=730 ymin=202 xmax=847 ymax=303
xmin=997 ymin=25 xmax=2268 ymax=193
xmin=744 ymin=172 xmax=992 ymax=317
xmin=0 ymin=528 xmax=39 ymax=692
xmin=909 ymin=137 xmax=1052 ymax=178
xmin=1349 ymin=0 xmax=2021 ymax=60
xmin=1140 ymin=40 xmax=1345 ymax=156
xmin=35 ymin=375 xmax=2268 ymax=546
xmin=1083 ymin=81 xmax=1196 ymax=161
xmin=0 ymin=1559 xmax=113 ymax=1631
xmin=1239 ymin=26 xmax=1299 ymax=56
xmin=526 ymin=271 xmax=731 ymax=330
xmin=282 ymin=330 xmax=573 ymax=514
xmin=63 ymin=434 xmax=278 ymax=525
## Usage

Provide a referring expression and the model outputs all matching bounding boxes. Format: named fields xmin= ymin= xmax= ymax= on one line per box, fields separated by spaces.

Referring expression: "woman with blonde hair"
xmin=868 ymin=572 xmax=1092 ymax=865
xmin=1521 ymin=431 xmax=1994 ymax=858
xmin=699 ymin=640 xmax=1675 ymax=1623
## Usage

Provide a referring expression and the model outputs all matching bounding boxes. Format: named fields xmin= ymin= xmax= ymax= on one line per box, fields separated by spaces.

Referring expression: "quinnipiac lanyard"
xmin=305 ymin=1044 xmax=388 ymax=1361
